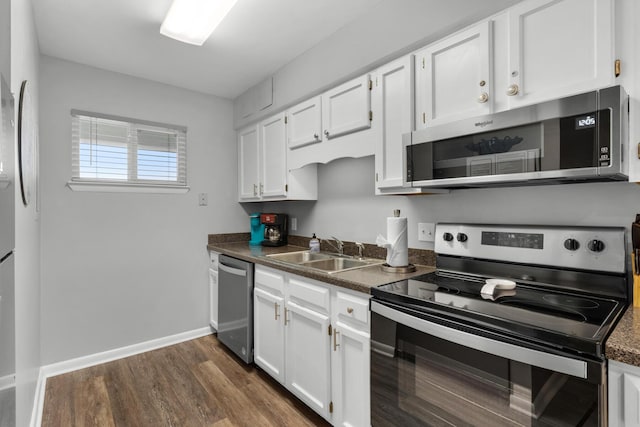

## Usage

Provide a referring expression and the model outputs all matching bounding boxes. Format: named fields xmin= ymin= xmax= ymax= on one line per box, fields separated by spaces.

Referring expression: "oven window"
xmin=371 ymin=313 xmax=600 ymax=426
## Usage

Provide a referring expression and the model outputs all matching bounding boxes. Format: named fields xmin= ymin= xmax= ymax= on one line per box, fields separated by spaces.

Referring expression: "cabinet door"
xmin=208 ymin=268 xmax=218 ymax=331
xmin=374 ymin=56 xmax=418 ymax=193
xmin=238 ymin=124 xmax=260 ymax=201
xmin=285 ymin=300 xmax=331 ymax=420
xmin=260 ymin=113 xmax=287 ymax=199
xmin=322 ymin=74 xmax=372 ymax=140
xmin=254 ymin=287 xmax=285 ymax=384
xmin=331 ymin=321 xmax=370 ymax=427
xmin=288 ymin=96 xmax=322 ymax=149
xmin=503 ymin=0 xmax=613 ymax=109
xmin=624 ymin=372 xmax=640 ymax=427
xmin=415 ymin=21 xmax=492 ymax=128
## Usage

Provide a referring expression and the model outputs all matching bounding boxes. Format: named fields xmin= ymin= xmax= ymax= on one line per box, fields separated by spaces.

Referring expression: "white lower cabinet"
xmin=253 ymin=265 xmax=371 ymax=426
xmin=285 ymin=299 xmax=332 ymax=418
xmin=208 ymin=251 xmax=220 ymax=331
xmin=609 ymin=359 xmax=640 ymax=426
xmin=253 ymin=287 xmax=285 ymax=383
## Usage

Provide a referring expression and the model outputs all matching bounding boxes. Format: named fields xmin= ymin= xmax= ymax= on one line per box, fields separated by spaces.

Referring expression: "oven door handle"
xmin=371 ymin=300 xmax=588 ymax=379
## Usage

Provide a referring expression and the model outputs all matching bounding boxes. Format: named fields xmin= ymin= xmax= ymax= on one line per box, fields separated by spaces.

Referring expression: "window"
xmin=70 ymin=110 xmax=188 ymax=192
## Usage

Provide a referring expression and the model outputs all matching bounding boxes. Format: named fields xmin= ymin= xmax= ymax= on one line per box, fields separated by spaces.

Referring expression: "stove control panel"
xmin=435 ymin=223 xmax=625 ymax=274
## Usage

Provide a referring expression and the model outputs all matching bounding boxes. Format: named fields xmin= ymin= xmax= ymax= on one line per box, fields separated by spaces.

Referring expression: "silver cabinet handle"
xmin=477 ymin=92 xmax=489 ymax=103
xmin=253 ymin=184 xmax=257 ymax=196
xmin=275 ymin=302 xmax=280 ymax=320
xmin=284 ymin=307 xmax=290 ymax=325
xmin=506 ymin=84 xmax=519 ymax=96
xmin=333 ymin=328 xmax=340 ymax=351
xmin=259 ymin=183 xmax=264 ymax=195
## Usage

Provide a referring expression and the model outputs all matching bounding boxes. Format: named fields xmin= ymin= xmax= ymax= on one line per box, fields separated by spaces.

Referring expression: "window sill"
xmin=67 ymin=181 xmax=190 ymax=194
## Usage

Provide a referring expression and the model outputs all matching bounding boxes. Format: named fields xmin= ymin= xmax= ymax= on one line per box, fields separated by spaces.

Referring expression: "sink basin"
xmin=300 ymin=257 xmax=374 ymax=272
xmin=266 ymin=250 xmax=383 ymax=274
xmin=266 ymin=251 xmax=333 ymax=263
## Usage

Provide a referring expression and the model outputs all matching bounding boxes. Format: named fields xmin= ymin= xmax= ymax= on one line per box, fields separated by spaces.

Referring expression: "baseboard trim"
xmin=0 ymin=373 xmax=15 ymax=391
xmin=31 ymin=327 xmax=212 ymax=426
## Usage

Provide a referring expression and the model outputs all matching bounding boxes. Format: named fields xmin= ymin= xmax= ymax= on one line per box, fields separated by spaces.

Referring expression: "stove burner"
xmin=542 ymin=294 xmax=599 ymax=309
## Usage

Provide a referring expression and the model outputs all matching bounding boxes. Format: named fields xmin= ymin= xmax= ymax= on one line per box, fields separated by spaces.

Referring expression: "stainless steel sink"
xmin=266 ymin=250 xmax=383 ymax=274
xmin=266 ymin=251 xmax=333 ymax=263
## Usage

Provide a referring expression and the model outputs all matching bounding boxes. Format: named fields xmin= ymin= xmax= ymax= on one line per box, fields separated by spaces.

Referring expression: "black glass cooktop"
xmin=372 ymin=271 xmax=625 ymax=357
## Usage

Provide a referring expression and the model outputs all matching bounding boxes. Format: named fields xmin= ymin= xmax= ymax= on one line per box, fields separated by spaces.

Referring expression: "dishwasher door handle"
xmin=219 ymin=262 xmax=248 ymax=277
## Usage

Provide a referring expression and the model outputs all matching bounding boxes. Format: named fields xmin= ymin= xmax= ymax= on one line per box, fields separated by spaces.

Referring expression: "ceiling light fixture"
xmin=160 ymin=0 xmax=239 ymax=46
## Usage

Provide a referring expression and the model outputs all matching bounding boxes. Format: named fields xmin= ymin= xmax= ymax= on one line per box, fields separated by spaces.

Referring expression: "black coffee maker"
xmin=260 ymin=213 xmax=288 ymax=246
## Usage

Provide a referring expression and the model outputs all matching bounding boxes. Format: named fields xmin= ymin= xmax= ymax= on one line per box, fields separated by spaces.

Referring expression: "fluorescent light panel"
xmin=160 ymin=0 xmax=239 ymax=46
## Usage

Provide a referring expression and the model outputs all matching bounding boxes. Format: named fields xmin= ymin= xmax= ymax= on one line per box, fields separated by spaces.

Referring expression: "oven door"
xmin=370 ymin=300 xmax=606 ymax=427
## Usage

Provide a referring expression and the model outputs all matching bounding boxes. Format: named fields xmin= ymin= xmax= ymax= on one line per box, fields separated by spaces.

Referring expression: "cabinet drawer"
xmin=335 ymin=290 xmax=370 ymax=329
xmin=288 ymin=276 xmax=330 ymax=314
xmin=209 ymin=251 xmax=220 ymax=271
xmin=255 ymin=266 xmax=285 ymax=295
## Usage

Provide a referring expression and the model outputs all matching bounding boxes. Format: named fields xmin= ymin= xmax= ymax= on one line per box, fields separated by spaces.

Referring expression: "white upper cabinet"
xmin=238 ymin=113 xmax=317 ymax=202
xmin=237 ymin=124 xmax=260 ymax=201
xmin=287 ymin=96 xmax=322 ymax=149
xmin=497 ymin=0 xmax=614 ymax=110
xmin=322 ymin=74 xmax=372 ymax=140
xmin=259 ymin=112 xmax=287 ymax=199
xmin=415 ymin=21 xmax=492 ymax=129
xmin=373 ymin=56 xmax=422 ymax=194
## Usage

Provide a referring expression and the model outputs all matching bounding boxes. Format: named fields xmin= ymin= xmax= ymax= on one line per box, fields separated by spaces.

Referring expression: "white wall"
xmin=11 ymin=0 xmax=41 ymax=425
xmin=39 ymin=56 xmax=246 ymax=364
xmin=263 ymin=156 xmax=640 ymax=249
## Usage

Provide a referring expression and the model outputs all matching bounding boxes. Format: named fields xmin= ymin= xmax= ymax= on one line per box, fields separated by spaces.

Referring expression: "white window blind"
xmin=71 ymin=110 xmax=187 ymax=188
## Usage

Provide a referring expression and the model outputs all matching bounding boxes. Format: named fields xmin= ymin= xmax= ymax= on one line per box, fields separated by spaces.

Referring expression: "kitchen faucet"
xmin=327 ymin=236 xmax=344 ymax=255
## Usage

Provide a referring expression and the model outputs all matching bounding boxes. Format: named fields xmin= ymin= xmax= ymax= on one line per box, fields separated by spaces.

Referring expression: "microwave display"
xmin=407 ymin=109 xmax=612 ymax=182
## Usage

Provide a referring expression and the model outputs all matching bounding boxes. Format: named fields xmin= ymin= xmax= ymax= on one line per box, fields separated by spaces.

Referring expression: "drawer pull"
xmin=333 ymin=329 xmax=340 ymax=351
xmin=347 ymin=307 xmax=354 ymax=314
xmin=275 ymin=302 xmax=280 ymax=320
xmin=284 ymin=307 xmax=290 ymax=325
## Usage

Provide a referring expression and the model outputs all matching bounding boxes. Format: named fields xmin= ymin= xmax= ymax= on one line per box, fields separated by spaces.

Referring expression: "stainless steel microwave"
xmin=403 ymin=86 xmax=628 ymax=188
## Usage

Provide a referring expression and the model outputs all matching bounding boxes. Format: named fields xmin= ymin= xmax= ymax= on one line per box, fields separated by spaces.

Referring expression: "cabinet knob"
xmin=313 ymin=133 xmax=319 ymax=140
xmin=347 ymin=307 xmax=354 ymax=314
xmin=506 ymin=84 xmax=519 ymax=96
xmin=324 ymin=130 xmax=330 ymax=138
xmin=477 ymin=92 xmax=489 ymax=103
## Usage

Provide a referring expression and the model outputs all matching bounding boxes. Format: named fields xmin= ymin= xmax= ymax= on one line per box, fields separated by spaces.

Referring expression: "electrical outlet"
xmin=198 ymin=193 xmax=208 ymax=206
xmin=290 ymin=217 xmax=297 ymax=231
xmin=418 ymin=223 xmax=435 ymax=242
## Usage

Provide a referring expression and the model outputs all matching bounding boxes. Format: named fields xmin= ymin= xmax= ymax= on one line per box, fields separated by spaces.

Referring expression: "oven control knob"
xmin=456 ymin=233 xmax=468 ymax=242
xmin=443 ymin=232 xmax=454 ymax=242
xmin=563 ymin=238 xmax=580 ymax=251
xmin=587 ymin=239 xmax=605 ymax=253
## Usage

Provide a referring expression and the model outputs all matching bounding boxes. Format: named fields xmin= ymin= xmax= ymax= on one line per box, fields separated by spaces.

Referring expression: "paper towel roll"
xmin=387 ymin=216 xmax=408 ymax=267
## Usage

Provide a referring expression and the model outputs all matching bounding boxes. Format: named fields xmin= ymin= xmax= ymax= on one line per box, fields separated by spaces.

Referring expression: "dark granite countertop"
xmin=207 ymin=234 xmax=435 ymax=295
xmin=606 ymin=307 xmax=640 ymax=366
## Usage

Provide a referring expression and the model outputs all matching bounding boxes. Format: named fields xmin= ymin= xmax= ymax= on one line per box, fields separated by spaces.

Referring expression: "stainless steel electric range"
xmin=371 ymin=224 xmax=628 ymax=427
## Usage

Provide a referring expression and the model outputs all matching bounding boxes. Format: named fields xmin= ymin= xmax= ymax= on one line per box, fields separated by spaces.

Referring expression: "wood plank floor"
xmin=41 ymin=334 xmax=330 ymax=427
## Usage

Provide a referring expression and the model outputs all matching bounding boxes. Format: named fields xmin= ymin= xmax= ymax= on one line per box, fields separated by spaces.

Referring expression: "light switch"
xmin=198 ymin=193 xmax=208 ymax=206
xmin=290 ymin=217 xmax=297 ymax=231
xmin=418 ymin=223 xmax=435 ymax=242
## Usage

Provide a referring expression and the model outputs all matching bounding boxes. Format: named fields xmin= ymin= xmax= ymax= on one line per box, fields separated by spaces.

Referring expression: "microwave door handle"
xmin=371 ymin=300 xmax=588 ymax=379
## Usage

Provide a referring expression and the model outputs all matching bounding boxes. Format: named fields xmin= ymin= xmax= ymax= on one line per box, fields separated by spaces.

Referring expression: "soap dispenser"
xmin=309 ymin=234 xmax=320 ymax=253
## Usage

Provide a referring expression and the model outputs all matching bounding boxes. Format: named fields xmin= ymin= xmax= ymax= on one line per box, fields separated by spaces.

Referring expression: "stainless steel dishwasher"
xmin=217 ymin=254 xmax=254 ymax=364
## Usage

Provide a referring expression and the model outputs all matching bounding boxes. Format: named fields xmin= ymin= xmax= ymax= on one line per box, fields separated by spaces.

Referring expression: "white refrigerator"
xmin=0 ymin=74 xmax=15 ymax=427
